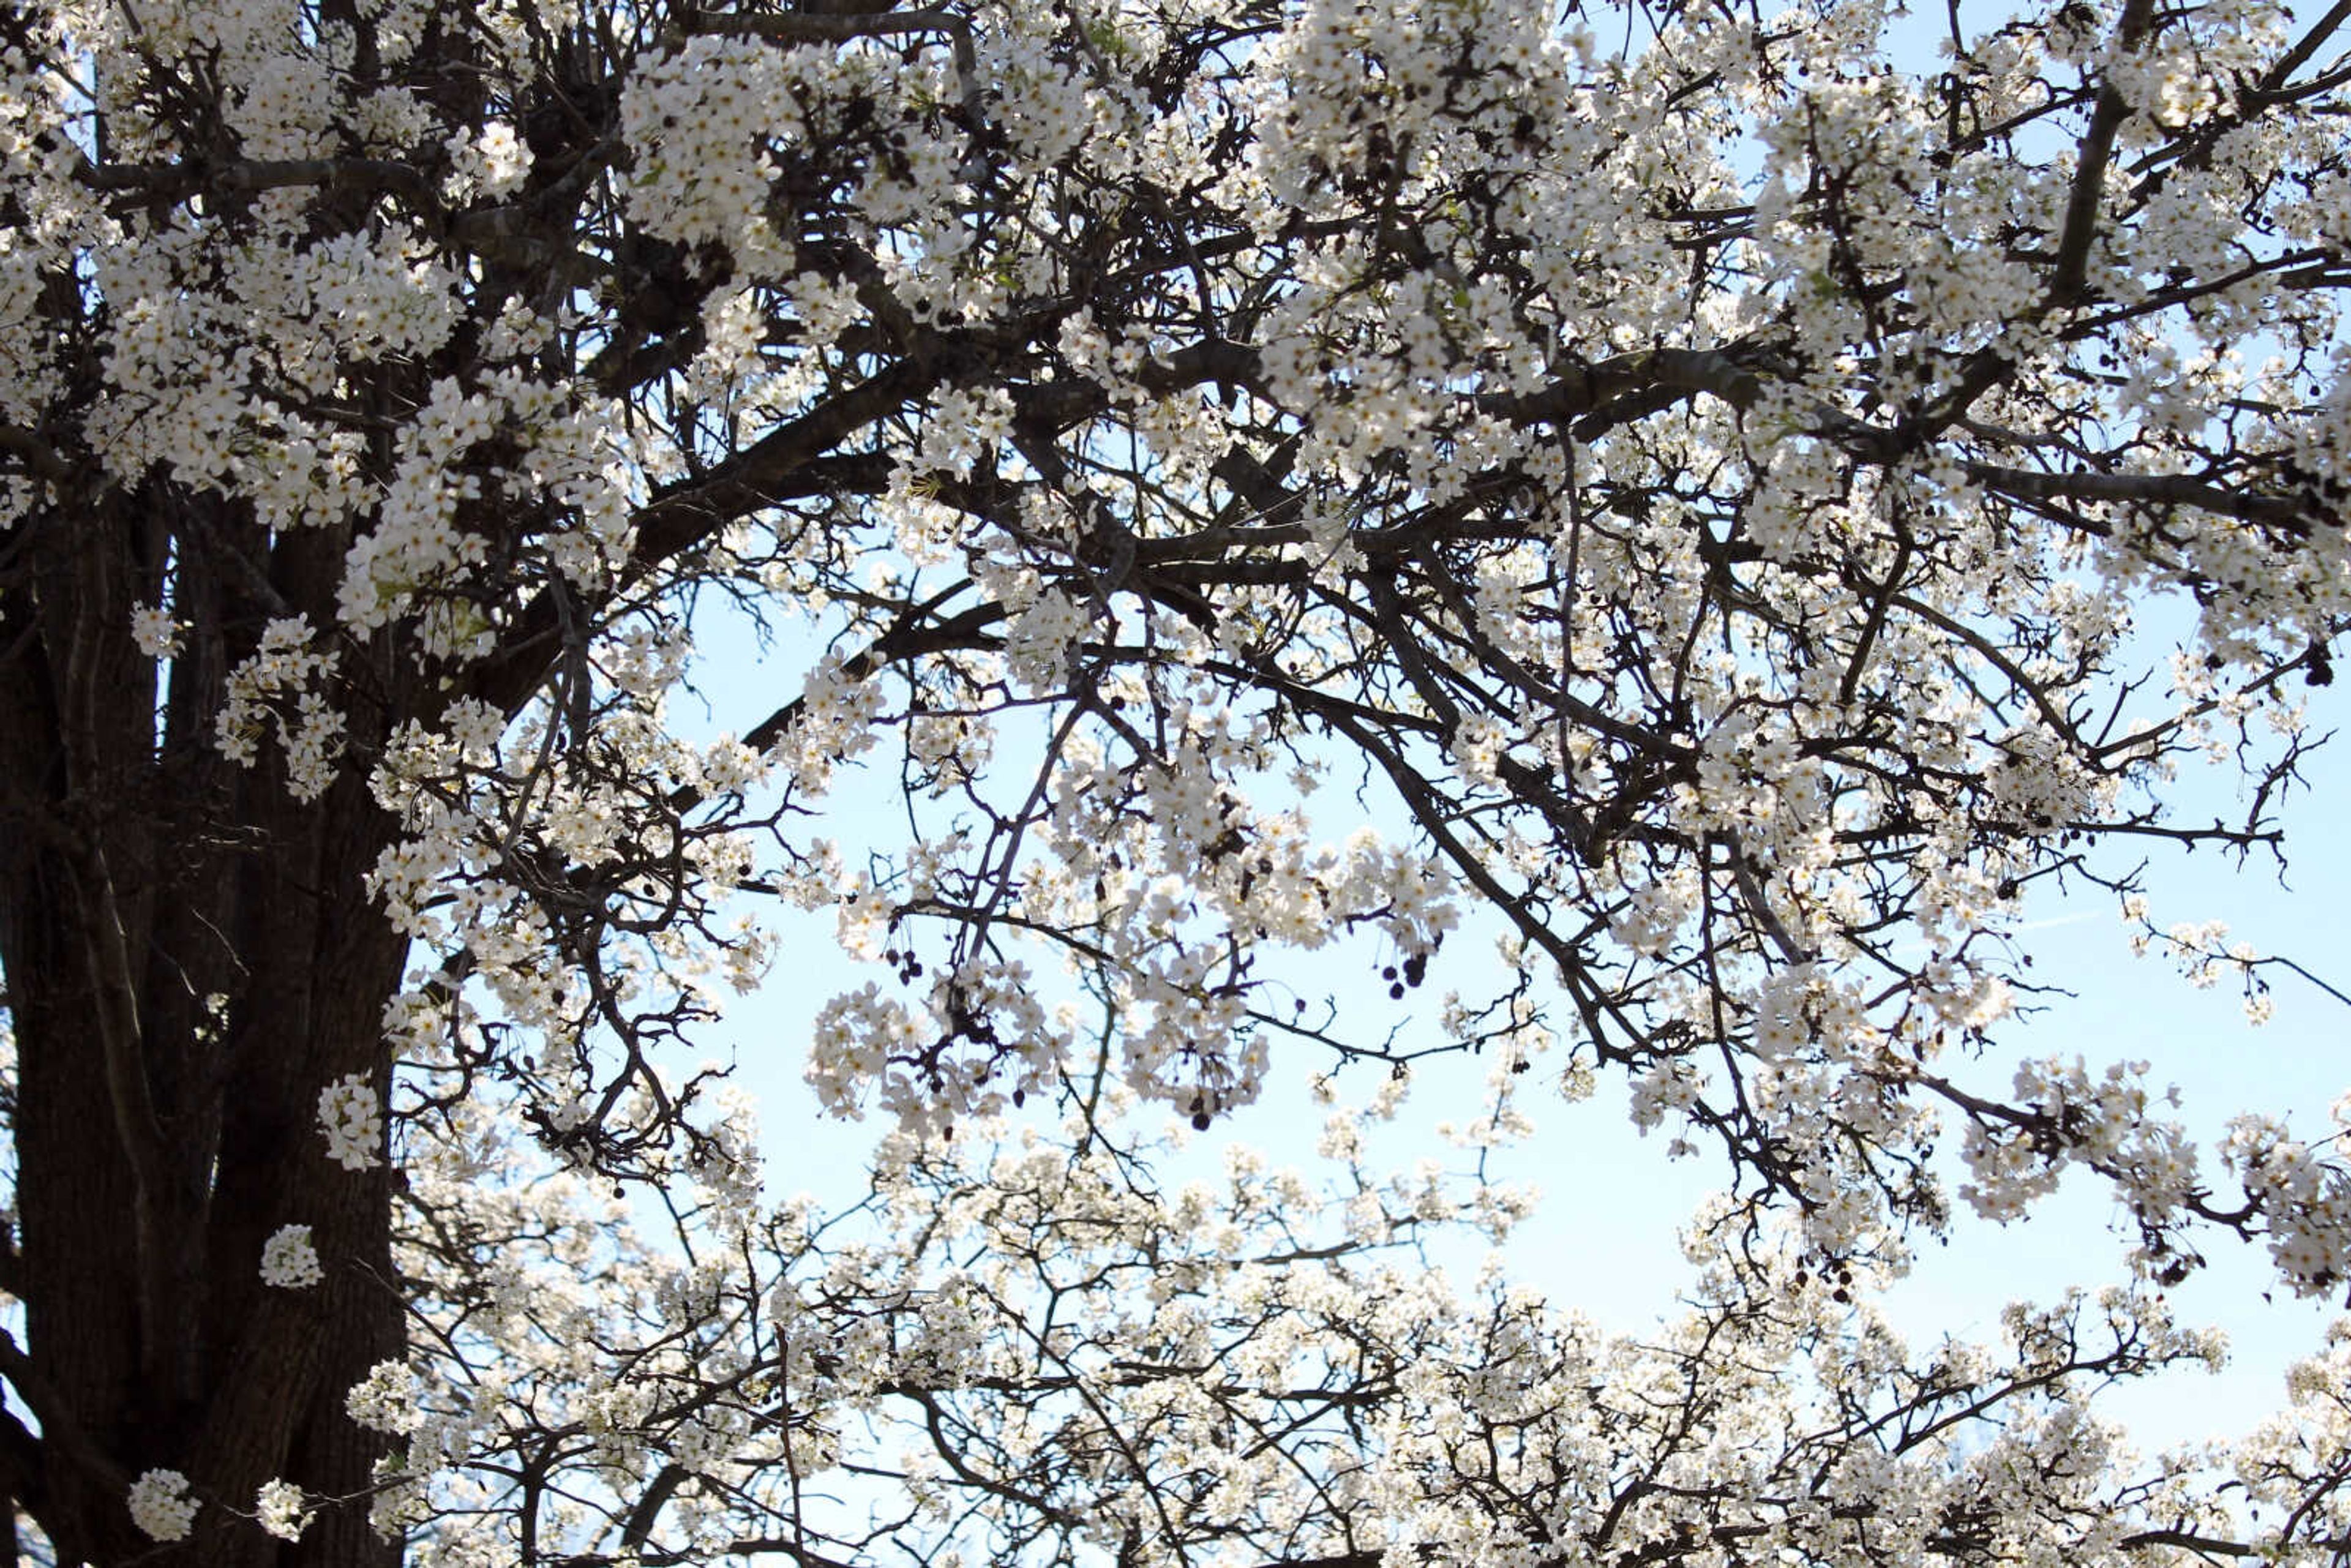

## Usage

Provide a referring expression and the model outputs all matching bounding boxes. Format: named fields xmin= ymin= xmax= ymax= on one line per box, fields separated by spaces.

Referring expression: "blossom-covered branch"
xmin=2 ymin=0 xmax=2351 ymax=1560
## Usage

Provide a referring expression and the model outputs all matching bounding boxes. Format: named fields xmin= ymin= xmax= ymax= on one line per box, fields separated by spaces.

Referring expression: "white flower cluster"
xmin=130 ymin=601 xmax=184 ymax=659
xmin=346 ymin=1358 xmax=425 ymax=1435
xmin=1002 ymin=587 xmax=1090 ymax=693
xmin=443 ymin=121 xmax=533 ymax=201
xmin=619 ymin=35 xmax=803 ymax=264
xmin=2222 ymin=1114 xmax=2351 ymax=1295
xmin=317 ymin=1073 xmax=383 ymax=1171
xmin=216 ymin=615 xmax=343 ymax=801
xmin=255 ymin=1479 xmax=310 ymax=1543
xmin=770 ymin=655 xmax=886 ymax=795
xmin=259 ymin=1223 xmax=323 ymax=1288
xmin=126 ymin=1468 xmax=197 ymax=1542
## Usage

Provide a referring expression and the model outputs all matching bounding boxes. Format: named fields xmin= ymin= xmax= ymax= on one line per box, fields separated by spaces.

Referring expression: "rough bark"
xmin=0 ymin=484 xmax=409 ymax=1566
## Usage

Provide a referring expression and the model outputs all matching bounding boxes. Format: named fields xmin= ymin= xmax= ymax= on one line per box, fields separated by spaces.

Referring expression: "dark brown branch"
xmin=1477 ymin=347 xmax=1768 ymax=427
xmin=2050 ymin=0 xmax=2159 ymax=305
xmin=2120 ymin=1528 xmax=2256 ymax=1557
xmin=2260 ymin=0 xmax=2351 ymax=93
xmin=683 ymin=6 xmax=964 ymax=42
xmin=1967 ymin=462 xmax=2317 ymax=536
xmin=0 ymin=427 xmax=69 ymax=484
xmin=72 ymin=152 xmax=439 ymax=203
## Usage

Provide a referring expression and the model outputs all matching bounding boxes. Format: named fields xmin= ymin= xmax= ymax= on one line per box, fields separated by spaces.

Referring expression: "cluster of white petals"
xmin=214 ymin=615 xmax=344 ymax=800
xmin=317 ymin=1074 xmax=384 ymax=1171
xmin=126 ymin=1469 xmax=197 ymax=1543
xmin=253 ymin=1479 xmax=310 ymax=1544
xmin=257 ymin=1223 xmax=323 ymax=1289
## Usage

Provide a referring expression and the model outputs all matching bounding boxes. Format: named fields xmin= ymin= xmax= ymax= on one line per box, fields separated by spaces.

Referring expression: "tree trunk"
xmin=0 ymin=486 xmax=411 ymax=1566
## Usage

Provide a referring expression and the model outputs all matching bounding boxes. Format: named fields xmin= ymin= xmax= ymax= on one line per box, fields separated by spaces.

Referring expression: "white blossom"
xmin=259 ymin=1223 xmax=322 ymax=1288
xmin=317 ymin=1075 xmax=383 ymax=1171
xmin=346 ymin=1359 xmax=425 ymax=1436
xmin=127 ymin=1469 xmax=197 ymax=1542
xmin=254 ymin=1479 xmax=310 ymax=1543
xmin=130 ymin=601 xmax=182 ymax=659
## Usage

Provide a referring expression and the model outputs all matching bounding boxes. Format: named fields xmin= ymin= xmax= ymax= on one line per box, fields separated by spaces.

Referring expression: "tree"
xmin=2 ymin=0 xmax=2350 ymax=1558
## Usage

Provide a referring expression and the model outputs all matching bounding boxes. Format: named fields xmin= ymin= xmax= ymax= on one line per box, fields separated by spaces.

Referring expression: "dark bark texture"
xmin=0 ymin=478 xmax=410 ymax=1564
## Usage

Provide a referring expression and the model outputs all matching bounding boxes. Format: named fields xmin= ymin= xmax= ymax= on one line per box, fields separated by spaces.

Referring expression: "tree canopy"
xmin=3 ymin=0 xmax=2351 ymax=1559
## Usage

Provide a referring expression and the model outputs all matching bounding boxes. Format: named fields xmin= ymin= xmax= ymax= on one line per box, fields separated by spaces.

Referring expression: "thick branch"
xmin=1968 ymin=462 xmax=2318 ymax=536
xmin=0 ymin=427 xmax=69 ymax=484
xmin=684 ymin=6 xmax=964 ymax=42
xmin=73 ymin=151 xmax=438 ymax=205
xmin=57 ymin=843 xmax=175 ymax=1381
xmin=0 ymin=1327 xmax=131 ymax=1496
xmin=2050 ymin=0 xmax=2159 ymax=304
xmin=1477 ymin=347 xmax=1767 ymax=428
xmin=2260 ymin=0 xmax=2351 ymax=93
